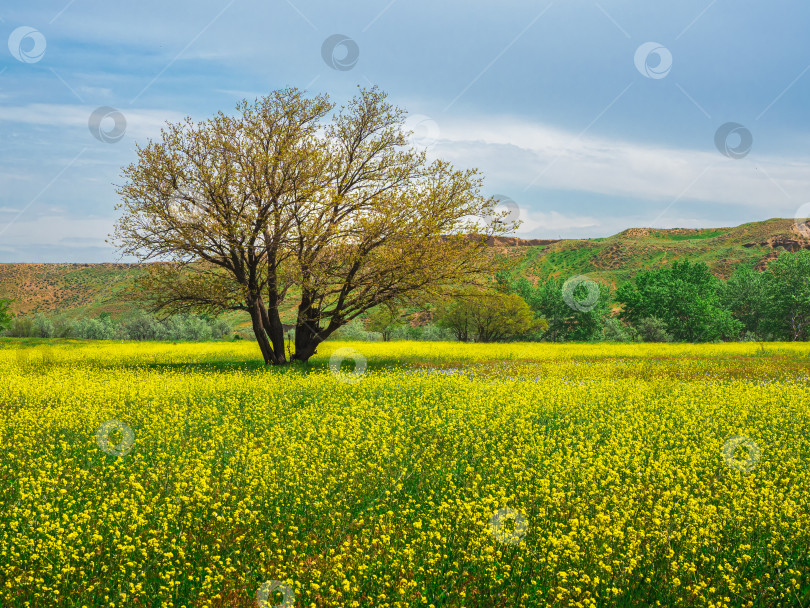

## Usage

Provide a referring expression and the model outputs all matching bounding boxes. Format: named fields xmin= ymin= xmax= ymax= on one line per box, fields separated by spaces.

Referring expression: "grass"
xmin=651 ymin=230 xmax=727 ymax=241
xmin=1 ymin=339 xmax=809 ymax=607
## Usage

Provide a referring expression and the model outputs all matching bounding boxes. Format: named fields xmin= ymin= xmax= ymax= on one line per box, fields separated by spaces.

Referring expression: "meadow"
xmin=1 ymin=339 xmax=809 ymax=607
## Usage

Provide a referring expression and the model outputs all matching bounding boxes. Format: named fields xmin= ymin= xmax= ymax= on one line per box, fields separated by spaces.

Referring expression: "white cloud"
xmin=517 ymin=209 xmax=601 ymax=233
xmin=214 ymin=89 xmax=268 ymax=100
xmin=429 ymin=116 xmax=809 ymax=213
xmin=0 ymin=104 xmax=186 ymax=141
xmin=78 ymin=86 xmax=115 ymax=98
xmin=1 ymin=215 xmax=113 ymax=247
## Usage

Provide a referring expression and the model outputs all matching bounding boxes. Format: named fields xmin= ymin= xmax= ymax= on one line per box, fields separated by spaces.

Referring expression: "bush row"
xmin=2 ymin=312 xmax=234 ymax=341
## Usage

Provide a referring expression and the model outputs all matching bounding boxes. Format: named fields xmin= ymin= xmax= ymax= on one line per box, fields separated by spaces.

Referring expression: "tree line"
xmin=1 ymin=249 xmax=806 ymax=344
xmin=370 ymin=250 xmax=810 ymax=343
xmin=0 ymin=310 xmax=234 ymax=341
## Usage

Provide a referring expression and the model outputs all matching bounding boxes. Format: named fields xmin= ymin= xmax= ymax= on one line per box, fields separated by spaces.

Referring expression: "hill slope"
xmin=0 ymin=263 xmax=149 ymax=317
xmin=492 ymin=217 xmax=810 ymax=287
xmin=1 ymin=218 xmax=808 ymax=318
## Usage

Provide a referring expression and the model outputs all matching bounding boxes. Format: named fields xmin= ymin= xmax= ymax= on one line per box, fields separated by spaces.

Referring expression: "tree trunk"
xmin=292 ymin=290 xmax=325 ymax=363
xmin=292 ymin=319 xmax=322 ymax=362
xmin=258 ymin=297 xmax=286 ymax=364
xmin=262 ymin=263 xmax=288 ymax=364
xmin=248 ymin=300 xmax=275 ymax=365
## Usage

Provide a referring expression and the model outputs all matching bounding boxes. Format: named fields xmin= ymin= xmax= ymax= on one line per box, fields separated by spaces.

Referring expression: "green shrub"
xmin=6 ymin=316 xmax=34 ymax=337
xmin=32 ymin=314 xmax=55 ymax=339
xmin=122 ymin=313 xmax=168 ymax=340
xmin=634 ymin=317 xmax=673 ymax=343
xmin=602 ymin=317 xmax=631 ymax=342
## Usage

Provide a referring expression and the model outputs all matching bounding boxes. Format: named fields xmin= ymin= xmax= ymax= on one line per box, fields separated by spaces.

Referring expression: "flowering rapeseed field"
xmin=1 ymin=340 xmax=809 ymax=607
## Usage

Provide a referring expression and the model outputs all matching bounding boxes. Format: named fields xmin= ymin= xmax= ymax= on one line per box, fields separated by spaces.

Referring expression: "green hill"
xmin=2 ymin=218 xmax=808 ymax=320
xmin=491 ymin=217 xmax=810 ymax=288
xmin=0 ymin=263 xmax=149 ymax=318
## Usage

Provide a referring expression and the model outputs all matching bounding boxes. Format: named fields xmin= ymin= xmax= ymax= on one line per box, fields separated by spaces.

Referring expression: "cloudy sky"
xmin=1 ymin=0 xmax=809 ymax=261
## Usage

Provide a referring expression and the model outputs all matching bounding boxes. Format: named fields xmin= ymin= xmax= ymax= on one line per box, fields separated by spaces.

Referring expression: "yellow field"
xmin=1 ymin=340 xmax=809 ymax=607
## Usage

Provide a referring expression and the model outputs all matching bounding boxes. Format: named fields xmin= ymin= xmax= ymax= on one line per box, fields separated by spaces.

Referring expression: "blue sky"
xmin=1 ymin=0 xmax=810 ymax=261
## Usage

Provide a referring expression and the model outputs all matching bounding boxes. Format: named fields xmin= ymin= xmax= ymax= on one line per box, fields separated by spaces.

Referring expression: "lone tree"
xmin=364 ymin=304 xmax=405 ymax=341
xmin=0 ymin=298 xmax=13 ymax=333
xmin=434 ymin=287 xmax=539 ymax=342
xmin=113 ymin=87 xmax=514 ymax=364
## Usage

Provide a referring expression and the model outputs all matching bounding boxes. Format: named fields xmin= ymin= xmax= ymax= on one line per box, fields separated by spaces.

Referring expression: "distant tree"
xmin=616 ymin=260 xmax=741 ymax=342
xmin=328 ymin=318 xmax=378 ymax=341
xmin=122 ymin=313 xmax=169 ymax=341
xmin=210 ymin=317 xmax=233 ymax=340
xmin=759 ymin=250 xmax=810 ymax=340
xmin=0 ymin=299 xmax=14 ymax=333
xmin=72 ymin=316 xmax=118 ymax=340
xmin=364 ymin=305 xmax=404 ymax=341
xmin=471 ymin=292 xmax=538 ymax=342
xmin=52 ymin=316 xmax=76 ymax=339
xmin=7 ymin=316 xmax=34 ymax=337
xmin=634 ymin=316 xmax=673 ymax=342
xmin=113 ymin=87 xmax=511 ymax=365
xmin=435 ymin=288 xmax=538 ymax=342
xmin=513 ymin=276 xmax=611 ymax=342
xmin=721 ymin=264 xmax=766 ymax=337
xmin=601 ymin=317 xmax=632 ymax=342
xmin=434 ymin=294 xmax=474 ymax=342
xmin=32 ymin=314 xmax=55 ymax=338
xmin=164 ymin=314 xmax=213 ymax=341
xmin=413 ymin=323 xmax=457 ymax=341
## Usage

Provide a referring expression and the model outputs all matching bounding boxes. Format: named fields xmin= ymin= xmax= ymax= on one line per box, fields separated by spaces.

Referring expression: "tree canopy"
xmin=759 ymin=250 xmax=810 ymax=340
xmin=113 ymin=87 xmax=513 ymax=364
xmin=433 ymin=287 xmax=539 ymax=342
xmin=616 ymin=260 xmax=741 ymax=342
xmin=0 ymin=299 xmax=13 ymax=333
xmin=722 ymin=250 xmax=810 ymax=340
xmin=364 ymin=305 xmax=405 ymax=341
xmin=512 ymin=276 xmax=610 ymax=342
